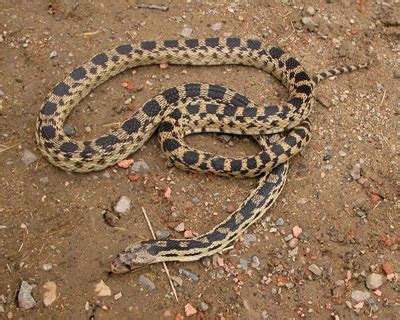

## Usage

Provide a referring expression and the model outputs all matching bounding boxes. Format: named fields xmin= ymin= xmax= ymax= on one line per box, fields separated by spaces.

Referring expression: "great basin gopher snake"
xmin=35 ymin=38 xmax=369 ymax=272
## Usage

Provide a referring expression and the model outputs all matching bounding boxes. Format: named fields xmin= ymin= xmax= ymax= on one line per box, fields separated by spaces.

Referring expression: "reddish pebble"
xmin=370 ymin=193 xmax=382 ymax=202
xmin=159 ymin=63 xmax=169 ymax=69
xmin=227 ymin=205 xmax=236 ymax=213
xmin=373 ymin=289 xmax=382 ymax=296
xmin=164 ymin=187 xmax=172 ymax=198
xmin=184 ymin=230 xmax=194 ymax=238
xmin=354 ymin=302 xmax=364 ymax=309
xmin=117 ymin=159 xmax=134 ymax=168
xmin=217 ymin=257 xmax=224 ymax=267
xmin=382 ymin=261 xmax=394 ymax=280
xmin=121 ymin=80 xmax=135 ymax=90
xmin=184 ymin=303 xmax=197 ymax=317
xmin=175 ymin=313 xmax=184 ymax=320
xmin=128 ymin=175 xmax=140 ymax=181
xmin=292 ymin=225 xmax=302 ymax=238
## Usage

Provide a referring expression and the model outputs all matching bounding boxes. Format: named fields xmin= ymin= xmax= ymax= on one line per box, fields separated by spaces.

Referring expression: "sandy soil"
xmin=0 ymin=0 xmax=399 ymax=319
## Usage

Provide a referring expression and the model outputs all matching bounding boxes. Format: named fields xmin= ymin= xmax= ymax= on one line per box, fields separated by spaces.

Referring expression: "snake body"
xmin=35 ymin=38 xmax=369 ymax=272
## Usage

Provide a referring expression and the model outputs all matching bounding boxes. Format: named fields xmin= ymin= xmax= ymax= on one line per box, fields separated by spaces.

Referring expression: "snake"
xmin=35 ymin=37 xmax=370 ymax=273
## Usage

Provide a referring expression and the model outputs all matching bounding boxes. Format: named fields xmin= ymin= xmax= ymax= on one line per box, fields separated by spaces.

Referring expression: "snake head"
xmin=110 ymin=242 xmax=158 ymax=273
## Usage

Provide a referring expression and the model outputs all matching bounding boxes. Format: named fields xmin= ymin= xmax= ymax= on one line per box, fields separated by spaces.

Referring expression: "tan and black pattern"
xmin=35 ymin=37 xmax=370 ymax=272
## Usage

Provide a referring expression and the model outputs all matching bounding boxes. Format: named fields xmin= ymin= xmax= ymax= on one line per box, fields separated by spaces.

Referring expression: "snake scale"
xmin=35 ymin=38 xmax=369 ymax=273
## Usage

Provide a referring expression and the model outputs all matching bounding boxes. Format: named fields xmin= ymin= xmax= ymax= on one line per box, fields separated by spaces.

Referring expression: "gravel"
xmin=243 ymin=233 xmax=257 ymax=246
xmin=200 ymin=301 xmax=209 ymax=311
xmin=251 ymin=256 xmax=261 ymax=269
xmin=210 ymin=22 xmax=222 ymax=31
xmin=114 ymin=196 xmax=131 ymax=214
xmin=42 ymin=263 xmax=53 ymax=271
xmin=138 ymin=275 xmax=156 ymax=291
xmin=351 ymin=290 xmax=371 ymax=302
xmin=239 ymin=258 xmax=248 ymax=271
xmin=288 ymin=238 xmax=299 ymax=248
xmin=275 ymin=217 xmax=284 ymax=226
xmin=174 ymin=222 xmax=185 ymax=232
xmin=130 ymin=160 xmax=150 ymax=173
xmin=63 ymin=124 xmax=76 ymax=137
xmin=21 ymin=149 xmax=38 ymax=166
xmin=18 ymin=281 xmax=37 ymax=310
xmin=155 ymin=230 xmax=170 ymax=239
xmin=308 ymin=264 xmax=323 ymax=277
xmin=350 ymin=163 xmax=361 ymax=180
xmin=180 ymin=27 xmax=193 ymax=37
xmin=366 ymin=273 xmax=384 ymax=290
xmin=179 ymin=268 xmax=199 ymax=282
xmin=49 ymin=50 xmax=57 ymax=58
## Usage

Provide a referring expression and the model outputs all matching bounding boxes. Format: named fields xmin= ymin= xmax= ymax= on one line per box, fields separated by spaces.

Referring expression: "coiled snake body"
xmin=35 ymin=38 xmax=369 ymax=273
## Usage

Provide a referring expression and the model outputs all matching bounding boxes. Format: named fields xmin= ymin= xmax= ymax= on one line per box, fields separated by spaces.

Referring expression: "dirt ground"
xmin=0 ymin=0 xmax=399 ymax=319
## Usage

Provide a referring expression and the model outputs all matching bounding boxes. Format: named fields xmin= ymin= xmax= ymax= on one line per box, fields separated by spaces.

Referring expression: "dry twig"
xmin=136 ymin=4 xmax=169 ymax=11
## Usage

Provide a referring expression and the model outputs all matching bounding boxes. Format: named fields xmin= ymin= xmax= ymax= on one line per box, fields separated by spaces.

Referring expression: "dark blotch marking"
xmin=247 ymin=157 xmax=257 ymax=169
xmin=169 ymin=108 xmax=182 ymax=120
xmin=230 ymin=160 xmax=242 ymax=172
xmin=162 ymin=139 xmax=181 ymax=152
xmin=90 ymin=67 xmax=97 ymax=74
xmin=231 ymin=92 xmax=250 ymax=107
xmin=111 ymin=55 xmax=120 ymax=62
xmin=259 ymin=152 xmax=270 ymax=163
xmin=53 ymin=82 xmax=70 ymax=96
xmin=80 ymin=145 xmax=96 ymax=159
xmin=208 ymin=84 xmax=226 ymax=100
xmin=295 ymin=128 xmax=307 ymax=140
xmin=158 ymin=121 xmax=173 ymax=133
xmin=41 ymin=125 xmax=56 ymax=140
xmin=243 ymin=107 xmax=257 ymax=117
xmin=288 ymin=97 xmax=303 ymax=109
xmin=285 ymin=135 xmax=297 ymax=147
xmin=41 ymin=101 xmax=57 ymax=116
xmin=247 ymin=39 xmax=261 ymax=49
xmin=240 ymin=201 xmax=257 ymax=219
xmin=184 ymin=83 xmax=201 ymax=97
xmin=91 ymin=53 xmax=108 ymax=66
xmin=269 ymin=47 xmax=284 ymax=59
xmin=286 ymin=57 xmax=300 ymax=70
xmin=183 ymin=151 xmax=199 ymax=165
xmin=141 ymin=41 xmax=157 ymax=50
xmin=164 ymin=40 xmax=179 ymax=48
xmin=205 ymin=38 xmax=219 ymax=47
xmin=223 ymin=105 xmax=237 ymax=116
xmin=60 ymin=142 xmax=78 ymax=153
xmin=211 ymin=157 xmax=225 ymax=171
xmin=271 ymin=144 xmax=285 ymax=155
xmin=185 ymin=39 xmax=199 ymax=48
xmin=70 ymin=67 xmax=86 ymax=80
xmin=296 ymin=85 xmax=312 ymax=95
xmin=207 ymin=231 xmax=225 ymax=242
xmin=122 ymin=118 xmax=141 ymax=134
xmin=186 ymin=104 xmax=199 ymax=114
xmin=226 ymin=37 xmax=240 ymax=48
xmin=199 ymin=162 xmax=208 ymax=170
xmin=264 ymin=105 xmax=279 ymax=116
xmin=95 ymin=135 xmax=120 ymax=148
xmin=116 ymin=44 xmax=132 ymax=55
xmin=162 ymin=87 xmax=179 ymax=104
xmin=295 ymin=71 xmax=310 ymax=83
xmin=142 ymin=100 xmax=161 ymax=117
xmin=206 ymin=104 xmax=218 ymax=114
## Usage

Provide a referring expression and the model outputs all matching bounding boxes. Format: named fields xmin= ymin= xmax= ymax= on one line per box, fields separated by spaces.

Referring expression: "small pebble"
xmin=180 ymin=27 xmax=193 ymax=38
xmin=350 ymin=163 xmax=361 ymax=180
xmin=170 ymin=276 xmax=183 ymax=287
xmin=366 ymin=273 xmax=384 ymax=290
xmin=284 ymin=234 xmax=293 ymax=242
xmin=301 ymin=16 xmax=318 ymax=27
xmin=114 ymin=292 xmax=122 ymax=300
xmin=297 ymin=198 xmax=307 ymax=204
xmin=305 ymin=6 xmax=316 ymax=16
xmin=18 ymin=281 xmax=37 ymax=310
xmin=308 ymin=264 xmax=323 ymax=277
xmin=243 ymin=233 xmax=257 ymax=246
xmin=42 ymin=263 xmax=53 ymax=271
xmin=42 ymin=281 xmax=57 ymax=307
xmin=155 ymin=230 xmax=170 ymax=239
xmin=200 ymin=302 xmax=209 ymax=311
xmin=185 ymin=303 xmax=197 ymax=317
xmin=63 ymin=124 xmax=76 ymax=136
xmin=293 ymin=225 xmax=303 ymax=238
xmin=339 ymin=150 xmax=347 ymax=157
xmin=275 ymin=217 xmax=284 ymax=226
xmin=21 ymin=149 xmax=38 ymax=166
xmin=95 ymin=280 xmax=111 ymax=297
xmin=239 ymin=258 xmax=248 ymax=271
xmin=174 ymin=222 xmax=185 ymax=232
xmin=351 ymin=290 xmax=371 ymax=302
xmin=210 ymin=22 xmax=222 ymax=31
xmin=138 ymin=275 xmax=156 ymax=291
xmin=288 ymin=238 xmax=299 ymax=248
xmin=251 ymin=256 xmax=261 ymax=269
xmin=39 ymin=177 xmax=49 ymax=184
xmin=130 ymin=160 xmax=150 ymax=173
xmin=49 ymin=50 xmax=57 ymax=59
xmin=114 ymin=196 xmax=131 ymax=214
xmin=179 ymin=268 xmax=199 ymax=282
